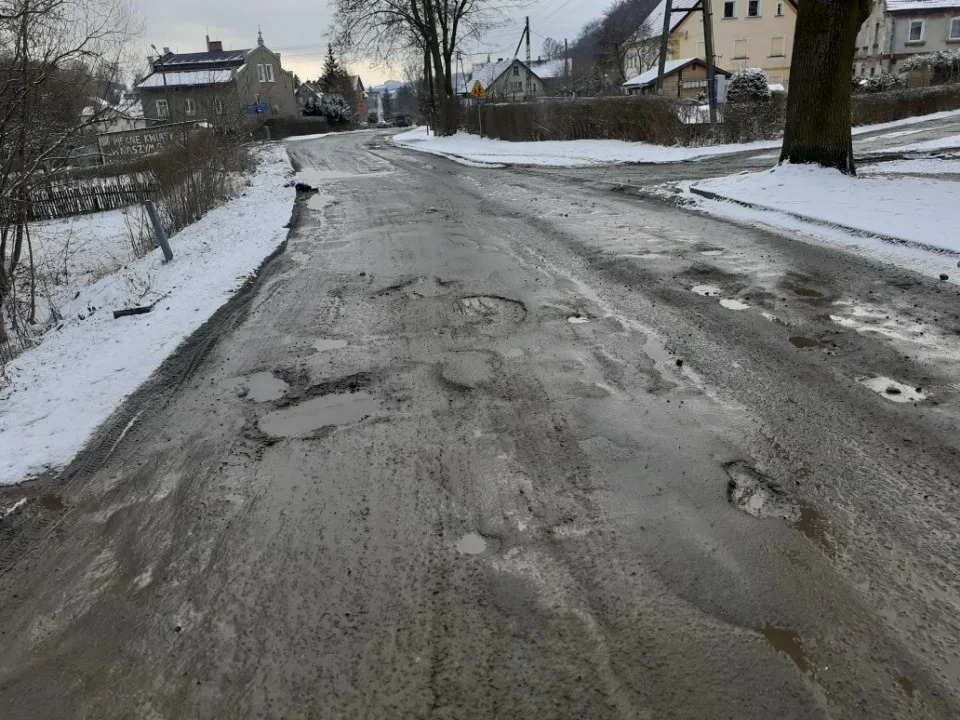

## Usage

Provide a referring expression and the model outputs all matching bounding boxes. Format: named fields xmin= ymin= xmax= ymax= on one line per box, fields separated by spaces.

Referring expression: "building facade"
xmin=137 ymin=33 xmax=297 ymax=126
xmin=646 ymin=0 xmax=798 ymax=88
xmin=854 ymin=0 xmax=960 ymax=77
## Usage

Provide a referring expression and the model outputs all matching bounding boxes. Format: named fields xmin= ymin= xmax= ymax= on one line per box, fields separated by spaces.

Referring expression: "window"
xmin=156 ymin=98 xmax=169 ymax=117
xmin=770 ymin=36 xmax=785 ymax=57
xmin=512 ymin=65 xmax=519 ymax=75
xmin=184 ymin=98 xmax=196 ymax=116
xmin=951 ymin=17 xmax=960 ymax=39
xmin=723 ymin=0 xmax=736 ymax=18
xmin=734 ymin=39 xmax=748 ymax=59
xmin=747 ymin=0 xmax=760 ymax=17
xmin=870 ymin=66 xmax=876 ymax=76
xmin=908 ymin=19 xmax=924 ymax=42
xmin=265 ymin=63 xmax=275 ymax=82
xmin=257 ymin=63 xmax=266 ymax=82
xmin=776 ymin=1 xmax=783 ymax=15
xmin=215 ymin=97 xmax=225 ymax=115
xmin=874 ymin=22 xmax=881 ymax=46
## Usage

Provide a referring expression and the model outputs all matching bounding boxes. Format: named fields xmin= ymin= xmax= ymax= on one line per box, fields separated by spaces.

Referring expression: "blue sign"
xmin=245 ymin=102 xmax=271 ymax=115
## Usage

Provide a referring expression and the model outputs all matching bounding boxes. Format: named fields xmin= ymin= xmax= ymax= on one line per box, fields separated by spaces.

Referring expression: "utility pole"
xmin=525 ymin=16 xmax=532 ymax=98
xmin=702 ymin=0 xmax=718 ymax=124
xmin=656 ymin=0 xmax=674 ymax=93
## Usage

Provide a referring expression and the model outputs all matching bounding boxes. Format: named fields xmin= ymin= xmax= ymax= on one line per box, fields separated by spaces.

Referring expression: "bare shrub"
xmin=145 ymin=131 xmax=252 ymax=235
xmin=851 ymin=84 xmax=960 ymax=126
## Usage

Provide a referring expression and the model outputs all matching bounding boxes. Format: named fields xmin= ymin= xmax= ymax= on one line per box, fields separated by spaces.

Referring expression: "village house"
xmin=137 ymin=32 xmax=297 ymax=125
xmin=854 ymin=0 xmax=960 ymax=77
xmin=623 ymin=57 xmax=732 ymax=99
xmin=295 ymin=82 xmax=324 ymax=114
xmin=644 ymin=0 xmax=798 ymax=89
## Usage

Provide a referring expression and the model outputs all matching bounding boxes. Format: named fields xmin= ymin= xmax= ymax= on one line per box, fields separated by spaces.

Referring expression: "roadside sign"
xmin=470 ymin=81 xmax=486 ymax=99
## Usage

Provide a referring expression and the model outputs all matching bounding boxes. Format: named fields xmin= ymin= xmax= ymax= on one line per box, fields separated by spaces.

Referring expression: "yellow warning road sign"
xmin=470 ymin=81 xmax=487 ymax=99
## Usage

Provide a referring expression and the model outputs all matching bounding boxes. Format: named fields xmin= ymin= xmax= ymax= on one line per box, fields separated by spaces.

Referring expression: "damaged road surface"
xmin=2 ymin=131 xmax=960 ymax=719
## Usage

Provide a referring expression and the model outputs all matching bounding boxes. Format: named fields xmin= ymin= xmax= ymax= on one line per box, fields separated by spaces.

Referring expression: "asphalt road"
xmin=1 ymin=129 xmax=959 ymax=719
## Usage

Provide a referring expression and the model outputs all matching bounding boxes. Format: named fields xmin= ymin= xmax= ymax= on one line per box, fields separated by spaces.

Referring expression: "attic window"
xmin=776 ymin=1 xmax=784 ymax=15
xmin=265 ymin=63 xmax=275 ymax=82
xmin=513 ymin=65 xmax=519 ymax=75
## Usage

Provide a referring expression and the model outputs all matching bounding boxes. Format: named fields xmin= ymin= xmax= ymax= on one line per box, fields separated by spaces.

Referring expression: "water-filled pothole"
xmin=719 ymin=299 xmax=749 ymax=310
xmin=457 ymin=295 xmax=526 ymax=322
xmin=455 ymin=532 xmax=487 ymax=555
xmin=568 ymin=314 xmax=590 ymax=324
xmin=725 ymin=462 xmax=800 ymax=521
xmin=793 ymin=287 xmax=824 ymax=299
xmin=258 ymin=392 xmax=379 ymax=438
xmin=692 ymin=284 xmax=722 ymax=297
xmin=761 ymin=626 xmax=811 ymax=674
xmin=789 ymin=336 xmax=820 ymax=349
xmin=38 ymin=494 xmax=65 ymax=511
xmin=896 ymin=675 xmax=915 ymax=698
xmin=246 ymin=372 xmax=289 ymax=403
xmin=860 ymin=376 xmax=926 ymax=403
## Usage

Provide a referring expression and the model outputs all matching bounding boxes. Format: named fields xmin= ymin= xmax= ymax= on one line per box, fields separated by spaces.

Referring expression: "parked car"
xmin=393 ymin=114 xmax=411 ymax=128
xmin=376 ymin=119 xmax=391 ymax=128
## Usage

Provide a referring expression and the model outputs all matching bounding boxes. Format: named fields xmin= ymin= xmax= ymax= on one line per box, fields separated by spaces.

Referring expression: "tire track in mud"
xmin=0 ymin=202 xmax=303 ymax=577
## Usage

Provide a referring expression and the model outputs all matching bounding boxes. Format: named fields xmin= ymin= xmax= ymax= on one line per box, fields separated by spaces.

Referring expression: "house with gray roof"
xmin=137 ymin=32 xmax=297 ymax=125
xmin=462 ymin=58 xmax=553 ymax=101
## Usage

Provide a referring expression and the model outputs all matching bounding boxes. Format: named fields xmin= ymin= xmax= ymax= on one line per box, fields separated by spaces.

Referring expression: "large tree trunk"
xmin=780 ymin=0 xmax=872 ymax=173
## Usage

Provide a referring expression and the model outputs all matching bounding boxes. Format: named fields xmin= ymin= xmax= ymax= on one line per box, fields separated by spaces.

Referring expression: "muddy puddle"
xmin=793 ymin=287 xmax=824 ymax=299
xmin=38 ymin=494 xmax=65 ymax=511
xmin=860 ymin=376 xmax=926 ymax=403
xmin=246 ymin=372 xmax=289 ymax=403
xmin=258 ymin=392 xmax=379 ymax=438
xmin=456 ymin=532 xmax=487 ymax=555
xmin=725 ymin=462 xmax=800 ymax=521
xmin=761 ymin=626 xmax=811 ymax=674
xmin=795 ymin=505 xmax=835 ymax=555
xmin=458 ymin=295 xmax=526 ymax=322
xmin=789 ymin=336 xmax=821 ymax=349
xmin=314 ymin=338 xmax=348 ymax=353
xmin=896 ymin=675 xmax=915 ymax=698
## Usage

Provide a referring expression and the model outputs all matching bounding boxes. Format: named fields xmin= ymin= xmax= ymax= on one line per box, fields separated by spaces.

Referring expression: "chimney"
xmin=207 ymin=39 xmax=223 ymax=52
xmin=162 ymin=46 xmax=171 ymax=55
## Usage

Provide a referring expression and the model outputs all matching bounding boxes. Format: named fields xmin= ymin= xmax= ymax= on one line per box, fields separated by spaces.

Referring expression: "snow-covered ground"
xmin=682 ymin=161 xmax=960 ymax=281
xmin=0 ymin=145 xmax=296 ymax=485
xmin=882 ymin=133 xmax=960 ymax=153
xmin=394 ymin=109 xmax=960 ymax=167
xmin=393 ymin=128 xmax=781 ymax=167
xmin=860 ymin=158 xmax=960 ymax=175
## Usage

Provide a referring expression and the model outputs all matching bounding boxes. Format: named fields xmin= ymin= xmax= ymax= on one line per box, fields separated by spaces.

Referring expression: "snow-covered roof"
xmin=468 ymin=59 xmax=516 ymax=90
xmin=158 ymin=49 xmax=250 ymax=67
xmin=645 ymin=0 xmax=701 ymax=37
xmin=529 ymin=58 xmax=568 ymax=79
xmin=623 ymin=58 xmax=699 ymax=87
xmin=887 ymin=0 xmax=960 ymax=10
xmin=138 ymin=70 xmax=234 ymax=88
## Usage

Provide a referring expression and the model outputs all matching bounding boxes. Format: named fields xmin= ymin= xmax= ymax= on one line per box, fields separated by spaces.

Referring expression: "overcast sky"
xmin=140 ymin=0 xmax=604 ymax=86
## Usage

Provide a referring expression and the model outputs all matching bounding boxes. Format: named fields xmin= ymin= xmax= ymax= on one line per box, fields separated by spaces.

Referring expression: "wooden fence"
xmin=1 ymin=172 xmax=158 ymax=223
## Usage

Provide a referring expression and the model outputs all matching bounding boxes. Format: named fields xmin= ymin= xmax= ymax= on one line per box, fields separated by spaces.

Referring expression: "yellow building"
xmin=643 ymin=0 xmax=798 ymax=89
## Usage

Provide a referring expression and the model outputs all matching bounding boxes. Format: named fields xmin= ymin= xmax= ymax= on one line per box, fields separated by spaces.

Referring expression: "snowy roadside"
xmin=675 ymin=161 xmax=960 ymax=281
xmin=393 ymin=109 xmax=960 ymax=168
xmin=0 ymin=144 xmax=296 ymax=486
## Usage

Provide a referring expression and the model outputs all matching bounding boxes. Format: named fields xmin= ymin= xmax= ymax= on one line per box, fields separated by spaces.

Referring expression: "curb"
xmin=688 ymin=185 xmax=960 ymax=259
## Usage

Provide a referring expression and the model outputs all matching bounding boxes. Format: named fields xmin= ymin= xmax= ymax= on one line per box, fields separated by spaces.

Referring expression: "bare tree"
xmin=540 ymin=37 xmax=565 ymax=61
xmin=780 ymin=0 xmax=873 ymax=173
xmin=333 ymin=0 xmax=511 ymax=134
xmin=595 ymin=0 xmax=660 ymax=84
xmin=0 ymin=0 xmax=137 ymax=342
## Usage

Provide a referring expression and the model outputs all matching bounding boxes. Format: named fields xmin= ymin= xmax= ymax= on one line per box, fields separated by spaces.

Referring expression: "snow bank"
xmin=393 ymin=128 xmax=781 ymax=167
xmin=393 ymin=109 xmax=960 ymax=168
xmin=0 ymin=144 xmax=296 ymax=485
xmin=883 ymin=133 xmax=960 ymax=153
xmin=693 ymin=163 xmax=960 ymax=253
xmin=860 ymin=158 xmax=960 ymax=175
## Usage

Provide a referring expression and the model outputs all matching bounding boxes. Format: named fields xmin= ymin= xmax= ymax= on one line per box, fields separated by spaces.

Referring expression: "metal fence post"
xmin=144 ymin=200 xmax=173 ymax=262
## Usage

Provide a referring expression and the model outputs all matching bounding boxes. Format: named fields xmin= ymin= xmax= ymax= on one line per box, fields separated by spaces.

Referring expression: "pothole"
xmin=860 ymin=376 xmax=926 ymax=403
xmin=795 ymin=505 xmax=835 ymax=555
xmin=699 ymin=249 xmax=724 ymax=256
xmin=457 ymin=295 xmax=526 ymax=322
xmin=719 ymin=299 xmax=749 ymax=310
xmin=37 ymin=494 xmax=65 ymax=512
xmin=789 ymin=336 xmax=820 ymax=349
xmin=896 ymin=675 xmax=915 ymax=698
xmin=725 ymin=461 xmax=800 ymax=521
xmin=314 ymin=338 xmax=348 ymax=353
xmin=567 ymin=314 xmax=590 ymax=324
xmin=375 ymin=276 xmax=457 ymax=298
xmin=761 ymin=626 xmax=811 ymax=674
xmin=793 ymin=287 xmax=824 ymax=299
xmin=440 ymin=351 xmax=497 ymax=389
xmin=258 ymin=392 xmax=379 ymax=438
xmin=455 ymin=532 xmax=487 ymax=555
xmin=692 ymin=284 xmax=722 ymax=297
xmin=246 ymin=372 xmax=289 ymax=403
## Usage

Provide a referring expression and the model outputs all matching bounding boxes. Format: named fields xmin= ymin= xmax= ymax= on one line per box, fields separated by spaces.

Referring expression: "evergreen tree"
xmin=320 ymin=45 xmax=342 ymax=93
